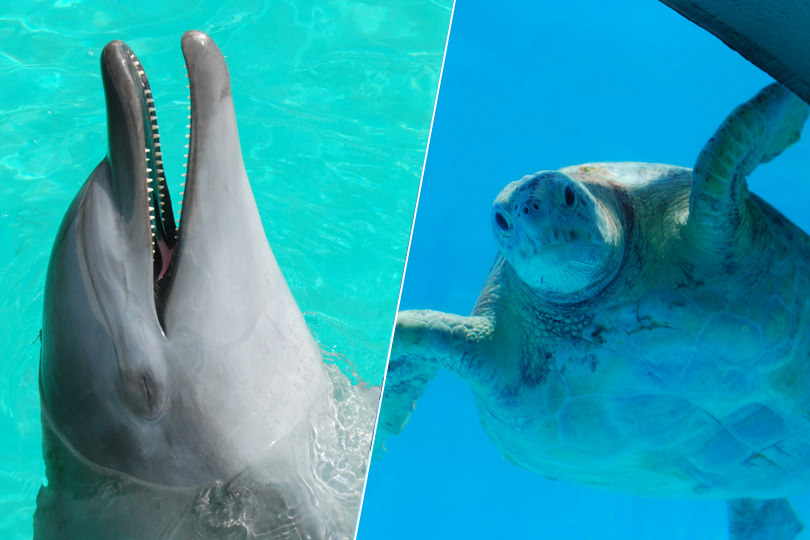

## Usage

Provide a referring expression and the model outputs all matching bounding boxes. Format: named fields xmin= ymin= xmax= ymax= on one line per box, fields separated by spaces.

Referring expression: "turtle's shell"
xmin=472 ymin=162 xmax=810 ymax=499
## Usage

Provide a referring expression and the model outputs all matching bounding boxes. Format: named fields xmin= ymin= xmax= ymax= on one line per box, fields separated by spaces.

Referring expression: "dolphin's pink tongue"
xmin=156 ymin=238 xmax=173 ymax=280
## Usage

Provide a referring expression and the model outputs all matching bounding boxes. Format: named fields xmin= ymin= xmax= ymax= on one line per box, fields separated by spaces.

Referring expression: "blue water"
xmin=0 ymin=1 xmax=451 ymax=538
xmin=359 ymin=1 xmax=810 ymax=539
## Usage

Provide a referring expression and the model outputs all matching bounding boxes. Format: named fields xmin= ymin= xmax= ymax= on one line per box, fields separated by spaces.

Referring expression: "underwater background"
xmin=0 ymin=0 xmax=452 ymax=538
xmin=359 ymin=1 xmax=810 ymax=539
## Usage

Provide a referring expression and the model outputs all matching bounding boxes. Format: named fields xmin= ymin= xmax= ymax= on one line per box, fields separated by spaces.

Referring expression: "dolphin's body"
xmin=35 ymin=31 xmax=373 ymax=539
xmin=659 ymin=1 xmax=810 ymax=104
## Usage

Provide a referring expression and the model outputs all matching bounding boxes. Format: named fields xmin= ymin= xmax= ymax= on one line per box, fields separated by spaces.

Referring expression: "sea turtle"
xmin=377 ymin=83 xmax=810 ymax=540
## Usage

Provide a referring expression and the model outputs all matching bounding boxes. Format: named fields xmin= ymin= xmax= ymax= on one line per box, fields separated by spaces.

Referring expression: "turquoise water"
xmin=0 ymin=1 xmax=451 ymax=537
xmin=361 ymin=1 xmax=810 ymax=539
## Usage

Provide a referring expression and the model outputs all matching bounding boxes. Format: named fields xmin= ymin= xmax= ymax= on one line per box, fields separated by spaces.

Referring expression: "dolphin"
xmin=659 ymin=0 xmax=810 ymax=104
xmin=36 ymin=30 xmax=372 ymax=539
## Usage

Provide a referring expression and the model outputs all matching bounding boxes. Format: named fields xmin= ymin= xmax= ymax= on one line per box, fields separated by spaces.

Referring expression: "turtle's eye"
xmin=495 ymin=210 xmax=510 ymax=232
xmin=564 ymin=185 xmax=577 ymax=208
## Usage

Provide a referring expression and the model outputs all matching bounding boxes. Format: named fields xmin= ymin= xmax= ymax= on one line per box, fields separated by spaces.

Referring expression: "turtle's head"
xmin=492 ymin=171 xmax=624 ymax=303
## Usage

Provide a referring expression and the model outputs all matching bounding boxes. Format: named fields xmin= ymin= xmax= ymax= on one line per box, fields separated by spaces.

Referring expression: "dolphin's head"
xmin=40 ymin=31 xmax=325 ymax=487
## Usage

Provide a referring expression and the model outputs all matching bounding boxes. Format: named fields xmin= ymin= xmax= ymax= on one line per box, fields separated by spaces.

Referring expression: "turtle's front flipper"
xmin=687 ymin=83 xmax=809 ymax=254
xmin=373 ymin=309 xmax=491 ymax=457
xmin=727 ymin=498 xmax=803 ymax=540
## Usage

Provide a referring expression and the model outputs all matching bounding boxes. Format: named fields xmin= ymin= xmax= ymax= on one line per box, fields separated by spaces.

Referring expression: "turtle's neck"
xmin=474 ymin=257 xmax=596 ymax=336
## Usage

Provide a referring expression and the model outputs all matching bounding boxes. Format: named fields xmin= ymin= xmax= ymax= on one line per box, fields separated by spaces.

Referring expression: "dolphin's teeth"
xmin=155 ymin=151 xmax=162 ymax=158
xmin=146 ymin=167 xmax=153 ymax=173
xmin=147 ymin=186 xmax=154 ymax=193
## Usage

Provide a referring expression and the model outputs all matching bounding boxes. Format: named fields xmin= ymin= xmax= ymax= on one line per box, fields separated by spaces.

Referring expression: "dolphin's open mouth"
xmin=115 ymin=43 xmax=186 ymax=323
xmin=97 ymin=31 xmax=267 ymax=334
xmin=123 ymin=46 xmax=179 ymax=284
xmin=100 ymin=33 xmax=219 ymax=328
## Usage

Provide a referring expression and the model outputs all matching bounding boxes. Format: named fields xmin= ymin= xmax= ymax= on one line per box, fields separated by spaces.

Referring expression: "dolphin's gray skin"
xmin=659 ymin=1 xmax=810 ymax=104
xmin=35 ymin=31 xmax=373 ymax=539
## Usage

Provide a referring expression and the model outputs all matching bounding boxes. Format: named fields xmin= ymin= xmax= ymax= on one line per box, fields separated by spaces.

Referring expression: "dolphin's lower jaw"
xmin=39 ymin=27 xmax=331 ymax=526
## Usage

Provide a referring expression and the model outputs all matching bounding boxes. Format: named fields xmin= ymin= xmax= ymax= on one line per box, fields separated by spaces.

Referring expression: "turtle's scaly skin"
xmin=377 ymin=84 xmax=810 ymax=539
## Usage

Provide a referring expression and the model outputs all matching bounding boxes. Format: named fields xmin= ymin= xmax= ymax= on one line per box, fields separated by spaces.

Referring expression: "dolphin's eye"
xmin=564 ymin=185 xmax=577 ymax=208
xmin=494 ymin=211 xmax=510 ymax=232
xmin=121 ymin=367 xmax=165 ymax=420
